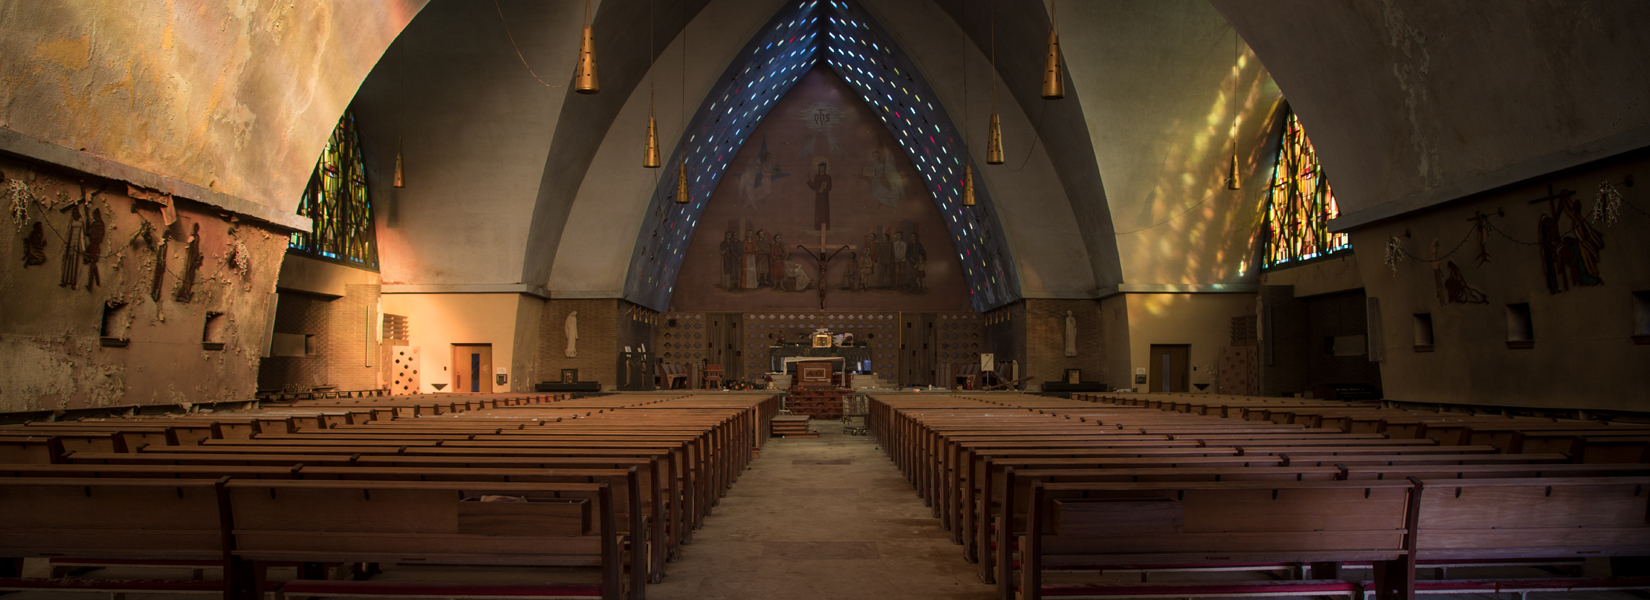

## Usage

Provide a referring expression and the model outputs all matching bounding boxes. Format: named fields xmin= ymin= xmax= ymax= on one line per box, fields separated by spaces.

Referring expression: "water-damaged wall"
xmin=0 ymin=154 xmax=286 ymax=413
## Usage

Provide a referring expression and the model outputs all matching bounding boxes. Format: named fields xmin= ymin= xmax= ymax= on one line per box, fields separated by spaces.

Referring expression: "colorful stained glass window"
xmin=290 ymin=111 xmax=378 ymax=269
xmin=1262 ymin=108 xmax=1349 ymax=269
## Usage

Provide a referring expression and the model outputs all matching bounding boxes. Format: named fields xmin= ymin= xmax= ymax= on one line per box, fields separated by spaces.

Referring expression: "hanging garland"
xmin=1380 ymin=177 xmax=1638 ymax=292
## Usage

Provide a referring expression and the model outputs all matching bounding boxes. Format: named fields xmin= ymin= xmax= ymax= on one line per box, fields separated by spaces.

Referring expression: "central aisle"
xmin=646 ymin=420 xmax=995 ymax=600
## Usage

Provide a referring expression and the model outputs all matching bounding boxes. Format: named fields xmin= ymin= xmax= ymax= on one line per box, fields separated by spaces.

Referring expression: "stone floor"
xmin=643 ymin=419 xmax=995 ymax=600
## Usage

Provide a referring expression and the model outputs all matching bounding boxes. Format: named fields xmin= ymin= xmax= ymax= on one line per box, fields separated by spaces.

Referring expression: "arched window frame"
xmin=290 ymin=110 xmax=379 ymax=270
xmin=1261 ymin=107 xmax=1350 ymax=269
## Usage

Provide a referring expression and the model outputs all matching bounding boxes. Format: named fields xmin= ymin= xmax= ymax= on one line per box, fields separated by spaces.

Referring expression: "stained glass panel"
xmin=290 ymin=111 xmax=378 ymax=270
xmin=1262 ymin=109 xmax=1349 ymax=269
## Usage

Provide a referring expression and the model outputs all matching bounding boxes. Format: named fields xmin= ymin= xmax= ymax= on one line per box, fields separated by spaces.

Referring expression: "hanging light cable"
xmin=675 ymin=6 xmax=689 ymax=204
xmin=960 ymin=0 xmax=976 ymax=206
xmin=394 ymin=36 xmax=405 ymax=187
xmin=986 ymin=0 xmax=1004 ymax=165
xmin=1227 ymin=29 xmax=1241 ymax=191
xmin=1041 ymin=0 xmax=1064 ymax=99
xmin=575 ymin=0 xmax=600 ymax=94
xmin=644 ymin=0 xmax=661 ymax=167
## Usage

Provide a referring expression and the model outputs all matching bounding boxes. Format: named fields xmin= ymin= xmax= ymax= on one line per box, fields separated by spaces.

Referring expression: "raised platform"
xmin=1039 ymin=382 xmax=1110 ymax=393
xmin=533 ymin=382 xmax=603 ymax=392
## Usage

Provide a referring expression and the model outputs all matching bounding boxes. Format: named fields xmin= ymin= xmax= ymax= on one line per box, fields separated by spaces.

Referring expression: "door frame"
xmin=1148 ymin=344 xmax=1190 ymax=393
xmin=450 ymin=343 xmax=493 ymax=393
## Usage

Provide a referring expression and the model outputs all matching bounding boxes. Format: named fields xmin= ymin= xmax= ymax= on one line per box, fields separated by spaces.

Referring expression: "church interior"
xmin=1 ymin=1 xmax=1648 ymax=599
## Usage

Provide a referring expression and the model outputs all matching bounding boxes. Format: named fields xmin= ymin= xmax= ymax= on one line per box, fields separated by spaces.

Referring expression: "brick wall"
xmin=1022 ymin=299 xmax=1105 ymax=388
xmin=539 ymin=299 xmax=619 ymax=388
xmin=256 ymin=283 xmax=381 ymax=392
xmin=984 ymin=302 xmax=1026 ymax=385
xmin=1259 ymin=285 xmax=1309 ymax=396
xmin=1305 ymin=290 xmax=1382 ymax=392
xmin=258 ymin=291 xmax=328 ymax=391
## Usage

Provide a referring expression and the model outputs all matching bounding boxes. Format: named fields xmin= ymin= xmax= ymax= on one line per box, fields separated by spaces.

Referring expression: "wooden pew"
xmin=222 ymin=479 xmax=630 ymax=600
xmin=1012 ymin=479 xmax=1416 ymax=600
xmin=0 ymin=477 xmax=232 ymax=596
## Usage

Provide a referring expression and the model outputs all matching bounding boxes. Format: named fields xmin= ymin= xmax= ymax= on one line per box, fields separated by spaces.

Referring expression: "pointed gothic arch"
xmin=622 ymin=0 xmax=1019 ymax=311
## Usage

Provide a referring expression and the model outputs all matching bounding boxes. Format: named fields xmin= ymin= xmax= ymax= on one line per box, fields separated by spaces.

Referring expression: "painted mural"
xmin=670 ymin=68 xmax=970 ymax=312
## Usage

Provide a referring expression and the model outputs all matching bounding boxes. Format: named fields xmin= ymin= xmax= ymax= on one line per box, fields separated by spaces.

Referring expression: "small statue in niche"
xmin=59 ymin=205 xmax=82 ymax=288
xmin=564 ymin=311 xmax=578 ymax=358
xmin=174 ymin=223 xmax=202 ymax=303
xmin=22 ymin=221 xmax=47 ymax=266
xmin=81 ymin=208 xmax=105 ymax=291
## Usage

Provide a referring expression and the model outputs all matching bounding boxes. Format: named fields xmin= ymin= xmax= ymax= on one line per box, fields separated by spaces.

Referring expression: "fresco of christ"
xmin=808 ymin=162 xmax=832 ymax=231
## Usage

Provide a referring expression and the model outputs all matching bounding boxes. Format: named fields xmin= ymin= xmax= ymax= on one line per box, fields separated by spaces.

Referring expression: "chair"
xmin=955 ymin=362 xmax=980 ymax=390
xmin=703 ymin=364 xmax=724 ymax=389
xmin=658 ymin=362 xmax=687 ymax=389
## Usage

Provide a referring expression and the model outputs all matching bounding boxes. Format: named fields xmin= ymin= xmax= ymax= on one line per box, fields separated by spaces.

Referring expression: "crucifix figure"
xmin=796 ymin=224 xmax=850 ymax=310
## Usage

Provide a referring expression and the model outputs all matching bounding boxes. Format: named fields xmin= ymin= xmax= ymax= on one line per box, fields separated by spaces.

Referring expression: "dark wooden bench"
xmin=222 ymin=479 xmax=628 ymax=600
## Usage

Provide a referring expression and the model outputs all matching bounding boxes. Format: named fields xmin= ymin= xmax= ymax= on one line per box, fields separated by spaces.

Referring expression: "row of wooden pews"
xmin=0 ymin=392 xmax=779 ymax=600
xmin=871 ymin=392 xmax=1650 ymax=600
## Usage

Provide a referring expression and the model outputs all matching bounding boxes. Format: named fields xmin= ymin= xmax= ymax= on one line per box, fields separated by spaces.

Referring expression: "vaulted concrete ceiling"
xmin=5 ymin=0 xmax=1646 ymax=297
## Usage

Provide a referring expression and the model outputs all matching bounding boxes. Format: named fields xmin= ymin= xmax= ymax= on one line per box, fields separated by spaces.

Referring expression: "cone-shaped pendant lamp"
xmin=574 ymin=0 xmax=599 ymax=94
xmin=962 ymin=165 xmax=976 ymax=207
xmin=642 ymin=0 xmax=660 ymax=168
xmin=575 ymin=26 xmax=599 ymax=93
xmin=645 ymin=117 xmax=662 ymax=168
xmin=1042 ymin=1 xmax=1064 ymax=99
xmin=675 ymin=161 xmax=690 ymax=204
xmin=393 ymin=145 xmax=405 ymax=187
xmin=986 ymin=3 xmax=1004 ymax=165
xmin=1225 ymin=31 xmax=1241 ymax=191
xmin=986 ymin=114 xmax=1004 ymax=165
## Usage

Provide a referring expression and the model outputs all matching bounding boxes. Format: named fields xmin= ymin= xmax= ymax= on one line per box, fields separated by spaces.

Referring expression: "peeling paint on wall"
xmin=0 ymin=153 xmax=286 ymax=413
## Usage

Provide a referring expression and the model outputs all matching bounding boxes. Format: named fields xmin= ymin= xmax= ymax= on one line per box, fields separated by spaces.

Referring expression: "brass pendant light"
xmin=676 ymin=160 xmax=690 ymax=204
xmin=962 ymin=165 xmax=977 ymax=207
xmin=1225 ymin=31 xmax=1241 ymax=191
xmin=1227 ymin=154 xmax=1241 ymax=191
xmin=393 ymin=147 xmax=404 ymax=187
xmin=574 ymin=0 xmax=599 ymax=94
xmin=643 ymin=0 xmax=661 ymax=168
xmin=394 ymin=36 xmax=405 ymax=187
xmin=986 ymin=0 xmax=1004 ymax=165
xmin=986 ymin=114 xmax=1003 ymax=165
xmin=1041 ymin=0 xmax=1064 ymax=99
xmin=645 ymin=117 xmax=661 ymax=168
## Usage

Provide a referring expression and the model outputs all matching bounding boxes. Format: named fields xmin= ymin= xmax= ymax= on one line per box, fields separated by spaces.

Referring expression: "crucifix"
xmin=795 ymin=224 xmax=851 ymax=310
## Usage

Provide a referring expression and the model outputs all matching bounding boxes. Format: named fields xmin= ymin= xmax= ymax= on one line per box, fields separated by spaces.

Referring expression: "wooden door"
xmin=1149 ymin=344 xmax=1189 ymax=393
xmin=705 ymin=313 xmax=742 ymax=385
xmin=899 ymin=312 xmax=937 ymax=386
xmin=451 ymin=344 xmax=493 ymax=393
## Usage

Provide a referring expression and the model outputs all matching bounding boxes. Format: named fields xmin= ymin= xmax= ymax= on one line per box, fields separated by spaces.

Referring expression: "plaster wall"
xmin=1212 ymin=0 xmax=1650 ymax=223
xmin=0 ymin=156 xmax=285 ymax=413
xmin=1119 ymin=292 xmax=1257 ymax=394
xmin=0 ymin=0 xmax=424 ymax=216
xmin=1061 ymin=0 xmax=1279 ymax=288
xmin=1259 ymin=253 xmax=1364 ymax=299
xmin=351 ymin=0 xmax=584 ymax=287
xmin=861 ymin=0 xmax=1097 ymax=297
xmin=1351 ymin=150 xmax=1650 ymax=411
xmin=380 ymin=293 xmax=526 ymax=394
xmin=549 ymin=0 xmax=789 ymax=296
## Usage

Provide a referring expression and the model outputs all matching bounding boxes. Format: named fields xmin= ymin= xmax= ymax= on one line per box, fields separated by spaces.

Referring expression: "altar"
xmin=767 ymin=345 xmax=873 ymax=373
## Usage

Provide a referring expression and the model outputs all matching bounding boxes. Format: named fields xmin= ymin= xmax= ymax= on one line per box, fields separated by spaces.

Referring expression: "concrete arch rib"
xmin=556 ymin=0 xmax=1093 ymax=311
xmin=522 ymin=0 xmax=727 ymax=292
